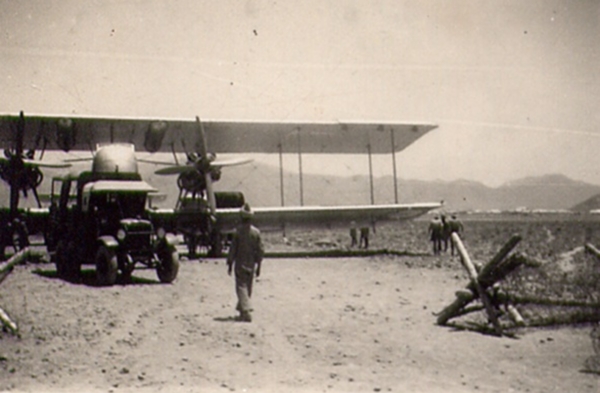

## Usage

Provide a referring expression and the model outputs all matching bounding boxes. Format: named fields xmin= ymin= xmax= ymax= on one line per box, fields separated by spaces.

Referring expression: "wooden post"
xmin=0 ymin=247 xmax=30 ymax=278
xmin=0 ymin=306 xmax=18 ymax=334
xmin=585 ymin=243 xmax=600 ymax=259
xmin=475 ymin=235 xmax=521 ymax=287
xmin=436 ymin=291 xmax=476 ymax=325
xmin=0 ymin=248 xmax=30 ymax=335
xmin=506 ymin=304 xmax=525 ymax=326
xmin=452 ymin=233 xmax=503 ymax=336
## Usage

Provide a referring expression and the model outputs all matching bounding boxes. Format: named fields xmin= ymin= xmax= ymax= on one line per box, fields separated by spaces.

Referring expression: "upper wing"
xmin=0 ymin=113 xmax=437 ymax=154
xmin=215 ymin=202 xmax=442 ymax=232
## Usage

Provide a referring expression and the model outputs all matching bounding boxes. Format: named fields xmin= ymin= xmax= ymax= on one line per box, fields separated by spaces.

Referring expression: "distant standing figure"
xmin=447 ymin=214 xmax=464 ymax=255
xmin=227 ymin=203 xmax=264 ymax=322
xmin=359 ymin=227 xmax=370 ymax=249
xmin=440 ymin=215 xmax=451 ymax=253
xmin=350 ymin=222 xmax=358 ymax=248
xmin=428 ymin=216 xmax=443 ymax=255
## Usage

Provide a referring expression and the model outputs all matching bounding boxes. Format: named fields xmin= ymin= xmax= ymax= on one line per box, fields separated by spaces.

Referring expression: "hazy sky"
xmin=1 ymin=0 xmax=598 ymax=187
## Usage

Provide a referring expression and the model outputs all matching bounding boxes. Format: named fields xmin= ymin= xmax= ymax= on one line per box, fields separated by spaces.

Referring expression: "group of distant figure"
xmin=428 ymin=214 xmax=463 ymax=256
xmin=349 ymin=223 xmax=370 ymax=249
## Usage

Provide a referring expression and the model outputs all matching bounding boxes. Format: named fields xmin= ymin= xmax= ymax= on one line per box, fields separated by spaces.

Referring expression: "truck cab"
xmin=47 ymin=171 xmax=179 ymax=285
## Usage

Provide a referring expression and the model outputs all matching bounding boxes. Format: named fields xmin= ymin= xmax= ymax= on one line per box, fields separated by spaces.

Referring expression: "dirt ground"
xmin=0 ymin=250 xmax=598 ymax=393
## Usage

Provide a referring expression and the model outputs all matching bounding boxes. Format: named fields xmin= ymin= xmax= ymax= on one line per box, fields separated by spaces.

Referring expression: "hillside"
xmin=572 ymin=193 xmax=600 ymax=212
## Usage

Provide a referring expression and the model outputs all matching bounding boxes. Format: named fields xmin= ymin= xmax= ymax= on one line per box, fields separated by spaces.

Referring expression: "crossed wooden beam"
xmin=0 ymin=247 xmax=31 ymax=335
xmin=436 ymin=233 xmax=527 ymax=336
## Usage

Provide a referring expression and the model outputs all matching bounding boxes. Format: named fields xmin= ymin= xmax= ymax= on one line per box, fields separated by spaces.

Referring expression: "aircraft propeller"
xmin=0 ymin=111 xmax=72 ymax=259
xmin=0 ymin=112 xmax=71 ymax=211
xmin=150 ymin=120 xmax=252 ymax=207
xmin=149 ymin=117 xmax=252 ymax=257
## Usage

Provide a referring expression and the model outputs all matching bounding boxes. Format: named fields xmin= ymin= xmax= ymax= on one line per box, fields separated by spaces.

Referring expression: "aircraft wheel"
xmin=95 ymin=245 xmax=118 ymax=286
xmin=157 ymin=243 xmax=179 ymax=283
xmin=56 ymin=240 xmax=79 ymax=280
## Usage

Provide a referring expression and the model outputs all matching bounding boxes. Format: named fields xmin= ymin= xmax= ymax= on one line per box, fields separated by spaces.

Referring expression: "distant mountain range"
xmin=200 ymin=165 xmax=600 ymax=212
xmin=4 ymin=163 xmax=600 ymax=212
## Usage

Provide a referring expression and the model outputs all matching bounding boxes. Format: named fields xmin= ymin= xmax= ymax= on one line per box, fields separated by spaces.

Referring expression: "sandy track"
xmin=0 ymin=255 xmax=597 ymax=392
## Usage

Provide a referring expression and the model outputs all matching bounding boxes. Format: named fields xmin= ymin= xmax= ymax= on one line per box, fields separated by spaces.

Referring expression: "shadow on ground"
xmin=33 ymin=268 xmax=161 ymax=287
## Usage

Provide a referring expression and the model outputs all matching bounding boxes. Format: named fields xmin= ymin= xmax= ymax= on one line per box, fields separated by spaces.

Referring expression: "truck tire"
xmin=157 ymin=244 xmax=179 ymax=283
xmin=95 ymin=245 xmax=118 ymax=286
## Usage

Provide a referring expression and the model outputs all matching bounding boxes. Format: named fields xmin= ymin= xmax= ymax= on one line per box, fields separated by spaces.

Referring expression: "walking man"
xmin=447 ymin=214 xmax=464 ymax=255
xmin=227 ymin=203 xmax=264 ymax=322
xmin=428 ymin=215 xmax=442 ymax=255
xmin=359 ymin=227 xmax=370 ymax=249
xmin=350 ymin=221 xmax=358 ymax=248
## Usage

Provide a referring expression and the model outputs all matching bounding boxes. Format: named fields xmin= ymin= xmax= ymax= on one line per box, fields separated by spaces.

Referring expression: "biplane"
xmin=0 ymin=111 xmax=441 ymax=284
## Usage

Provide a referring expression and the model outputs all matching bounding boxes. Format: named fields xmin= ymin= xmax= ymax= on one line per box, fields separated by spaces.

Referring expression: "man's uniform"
xmin=227 ymin=205 xmax=264 ymax=322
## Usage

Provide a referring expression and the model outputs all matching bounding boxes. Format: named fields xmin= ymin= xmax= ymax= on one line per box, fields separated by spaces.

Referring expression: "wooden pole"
xmin=475 ymin=235 xmax=521 ymax=287
xmin=506 ymin=304 xmax=525 ymax=326
xmin=0 ymin=306 xmax=18 ymax=334
xmin=0 ymin=247 xmax=30 ymax=276
xmin=585 ymin=243 xmax=600 ymax=259
xmin=436 ymin=291 xmax=476 ymax=325
xmin=452 ymin=233 xmax=503 ymax=336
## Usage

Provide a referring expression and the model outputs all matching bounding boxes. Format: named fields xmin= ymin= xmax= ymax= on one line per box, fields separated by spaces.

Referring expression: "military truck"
xmin=46 ymin=171 xmax=179 ymax=286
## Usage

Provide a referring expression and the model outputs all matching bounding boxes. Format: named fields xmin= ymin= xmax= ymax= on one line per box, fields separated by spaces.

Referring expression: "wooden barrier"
xmin=0 ymin=247 xmax=30 ymax=336
xmin=436 ymin=235 xmax=527 ymax=336
xmin=0 ymin=306 xmax=18 ymax=334
xmin=452 ymin=233 xmax=503 ymax=336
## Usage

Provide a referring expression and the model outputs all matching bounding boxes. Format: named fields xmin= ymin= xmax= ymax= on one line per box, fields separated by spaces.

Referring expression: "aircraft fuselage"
xmin=92 ymin=143 xmax=138 ymax=175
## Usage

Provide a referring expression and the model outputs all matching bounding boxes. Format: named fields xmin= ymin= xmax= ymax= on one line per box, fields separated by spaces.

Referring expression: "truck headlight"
xmin=117 ymin=229 xmax=126 ymax=241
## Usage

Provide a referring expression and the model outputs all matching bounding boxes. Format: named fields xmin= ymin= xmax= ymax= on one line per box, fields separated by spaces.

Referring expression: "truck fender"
xmin=97 ymin=235 xmax=119 ymax=249
xmin=164 ymin=233 xmax=179 ymax=247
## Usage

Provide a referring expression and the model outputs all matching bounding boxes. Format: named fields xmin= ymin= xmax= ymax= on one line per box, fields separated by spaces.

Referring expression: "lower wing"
xmin=216 ymin=203 xmax=442 ymax=232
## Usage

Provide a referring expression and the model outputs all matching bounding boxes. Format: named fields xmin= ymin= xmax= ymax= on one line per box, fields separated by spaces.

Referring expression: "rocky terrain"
xmin=0 ymin=214 xmax=599 ymax=392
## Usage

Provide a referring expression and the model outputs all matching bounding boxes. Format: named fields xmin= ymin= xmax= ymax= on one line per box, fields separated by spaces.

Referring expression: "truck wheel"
xmin=157 ymin=244 xmax=179 ymax=283
xmin=96 ymin=246 xmax=118 ymax=286
xmin=56 ymin=240 xmax=79 ymax=280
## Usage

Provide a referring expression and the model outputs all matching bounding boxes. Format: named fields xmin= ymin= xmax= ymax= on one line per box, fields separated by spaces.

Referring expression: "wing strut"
xmin=278 ymin=143 xmax=285 ymax=207
xmin=296 ymin=128 xmax=304 ymax=206
xmin=278 ymin=142 xmax=286 ymax=237
xmin=367 ymin=142 xmax=374 ymax=205
xmin=391 ymin=129 xmax=399 ymax=204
